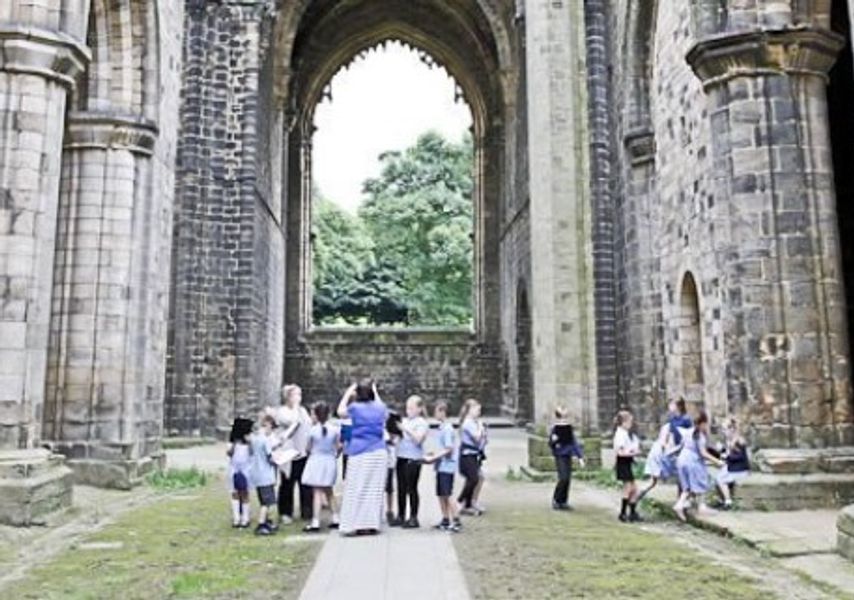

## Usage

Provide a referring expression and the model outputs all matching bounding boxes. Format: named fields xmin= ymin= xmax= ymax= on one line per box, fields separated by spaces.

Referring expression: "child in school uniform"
xmin=424 ymin=401 xmax=462 ymax=532
xmin=301 ymin=401 xmax=341 ymax=532
xmin=613 ymin=410 xmax=642 ymax=522
xmin=549 ymin=407 xmax=585 ymax=510
xmin=393 ymin=395 xmax=429 ymax=528
xmin=385 ymin=408 xmax=403 ymax=524
xmin=674 ymin=411 xmax=725 ymax=521
xmin=458 ymin=399 xmax=487 ymax=516
xmin=227 ymin=417 xmax=253 ymax=528
xmin=635 ymin=401 xmax=681 ymax=503
xmin=250 ymin=413 xmax=281 ymax=535
xmin=714 ymin=417 xmax=750 ymax=510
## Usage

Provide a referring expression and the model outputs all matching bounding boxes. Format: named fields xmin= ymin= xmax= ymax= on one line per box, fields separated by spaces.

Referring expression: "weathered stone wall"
xmin=168 ymin=0 xmax=284 ymax=437
xmin=284 ymin=329 xmax=502 ymax=414
xmin=611 ymin=0 xmax=854 ymax=449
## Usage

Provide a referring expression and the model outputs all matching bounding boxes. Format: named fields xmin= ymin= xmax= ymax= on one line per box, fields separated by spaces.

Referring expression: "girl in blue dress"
xmin=674 ymin=411 xmax=725 ymax=521
xmin=302 ymin=402 xmax=341 ymax=532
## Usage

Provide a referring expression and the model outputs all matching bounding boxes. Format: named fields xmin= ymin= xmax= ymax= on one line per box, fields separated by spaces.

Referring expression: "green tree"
xmin=359 ymin=131 xmax=474 ymax=325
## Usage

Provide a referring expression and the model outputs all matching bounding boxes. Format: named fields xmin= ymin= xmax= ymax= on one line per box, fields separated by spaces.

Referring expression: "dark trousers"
xmin=553 ymin=455 xmax=572 ymax=505
xmin=278 ymin=456 xmax=313 ymax=520
xmin=457 ymin=454 xmax=481 ymax=509
xmin=396 ymin=458 xmax=422 ymax=519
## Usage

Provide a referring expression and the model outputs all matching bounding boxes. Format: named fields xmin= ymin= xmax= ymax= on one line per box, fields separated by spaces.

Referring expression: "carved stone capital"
xmin=0 ymin=25 xmax=90 ymax=89
xmin=687 ymin=27 xmax=844 ymax=89
xmin=64 ymin=112 xmax=159 ymax=156
xmin=623 ymin=127 xmax=656 ymax=166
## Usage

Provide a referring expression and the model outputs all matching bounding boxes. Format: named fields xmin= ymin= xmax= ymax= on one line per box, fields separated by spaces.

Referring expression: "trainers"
xmin=459 ymin=507 xmax=476 ymax=516
xmin=280 ymin=515 xmax=294 ymax=525
xmin=265 ymin=520 xmax=279 ymax=532
xmin=433 ymin=521 xmax=450 ymax=531
xmin=389 ymin=516 xmax=405 ymax=527
xmin=448 ymin=522 xmax=462 ymax=533
xmin=255 ymin=523 xmax=274 ymax=536
xmin=629 ymin=512 xmax=644 ymax=523
xmin=303 ymin=524 xmax=321 ymax=533
xmin=402 ymin=517 xmax=420 ymax=529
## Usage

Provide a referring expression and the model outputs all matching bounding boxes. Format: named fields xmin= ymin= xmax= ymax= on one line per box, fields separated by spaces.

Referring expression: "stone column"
xmin=0 ymin=24 xmax=87 ymax=523
xmin=687 ymin=28 xmax=853 ymax=457
xmin=43 ymin=112 xmax=162 ymax=489
xmin=524 ymin=0 xmax=598 ymax=432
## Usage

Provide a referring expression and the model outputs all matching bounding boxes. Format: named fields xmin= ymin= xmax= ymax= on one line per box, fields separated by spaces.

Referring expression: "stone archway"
xmin=275 ymin=0 xmax=512 ymax=411
xmin=679 ymin=272 xmax=704 ymax=398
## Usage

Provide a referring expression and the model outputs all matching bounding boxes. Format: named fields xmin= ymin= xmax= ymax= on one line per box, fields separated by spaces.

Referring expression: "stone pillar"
xmin=44 ymin=113 xmax=163 ymax=489
xmin=0 ymin=24 xmax=87 ymax=523
xmin=687 ymin=28 xmax=853 ymax=455
xmin=524 ymin=0 xmax=598 ymax=433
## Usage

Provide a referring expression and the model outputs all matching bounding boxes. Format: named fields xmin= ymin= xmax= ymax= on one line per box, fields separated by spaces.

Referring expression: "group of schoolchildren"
xmin=226 ymin=388 xmax=489 ymax=536
xmin=547 ymin=398 xmax=750 ymax=522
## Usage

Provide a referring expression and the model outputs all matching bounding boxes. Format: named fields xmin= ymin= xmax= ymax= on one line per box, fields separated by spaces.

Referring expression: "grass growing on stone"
xmin=4 ymin=478 xmax=320 ymax=600
xmin=454 ymin=482 xmax=772 ymax=600
xmin=146 ymin=466 xmax=209 ymax=491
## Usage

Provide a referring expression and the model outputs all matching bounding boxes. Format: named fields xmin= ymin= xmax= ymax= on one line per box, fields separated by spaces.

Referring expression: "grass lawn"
xmin=3 ymin=477 xmax=321 ymax=600
xmin=454 ymin=481 xmax=772 ymax=600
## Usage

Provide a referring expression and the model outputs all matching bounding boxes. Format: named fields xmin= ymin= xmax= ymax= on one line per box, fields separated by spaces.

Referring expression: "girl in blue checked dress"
xmin=674 ymin=411 xmax=724 ymax=521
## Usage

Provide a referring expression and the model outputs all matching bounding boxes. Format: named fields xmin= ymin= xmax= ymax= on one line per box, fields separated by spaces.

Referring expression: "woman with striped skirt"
xmin=336 ymin=379 xmax=388 ymax=535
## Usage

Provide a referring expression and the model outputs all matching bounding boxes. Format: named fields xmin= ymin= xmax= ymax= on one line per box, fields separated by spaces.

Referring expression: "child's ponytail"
xmin=313 ymin=401 xmax=331 ymax=437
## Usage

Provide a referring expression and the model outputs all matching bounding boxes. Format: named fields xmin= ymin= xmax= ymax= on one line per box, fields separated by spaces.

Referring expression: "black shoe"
xmin=303 ymin=524 xmax=321 ymax=533
xmin=629 ymin=512 xmax=644 ymax=523
xmin=386 ymin=511 xmax=395 ymax=523
xmin=618 ymin=513 xmax=629 ymax=523
xmin=255 ymin=523 xmax=274 ymax=536
xmin=265 ymin=521 xmax=279 ymax=532
xmin=402 ymin=517 xmax=420 ymax=529
xmin=389 ymin=517 xmax=405 ymax=527
xmin=329 ymin=522 xmax=340 ymax=529
xmin=433 ymin=521 xmax=450 ymax=531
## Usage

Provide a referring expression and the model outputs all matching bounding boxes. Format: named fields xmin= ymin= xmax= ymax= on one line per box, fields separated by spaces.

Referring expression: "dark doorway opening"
xmin=829 ymin=1 xmax=854 ymax=367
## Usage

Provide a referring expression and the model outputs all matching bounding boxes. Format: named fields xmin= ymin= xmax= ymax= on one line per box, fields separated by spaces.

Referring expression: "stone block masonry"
xmin=285 ymin=329 xmax=501 ymax=415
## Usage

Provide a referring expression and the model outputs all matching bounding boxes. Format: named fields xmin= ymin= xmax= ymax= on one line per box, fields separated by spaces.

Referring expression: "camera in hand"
xmin=386 ymin=410 xmax=403 ymax=436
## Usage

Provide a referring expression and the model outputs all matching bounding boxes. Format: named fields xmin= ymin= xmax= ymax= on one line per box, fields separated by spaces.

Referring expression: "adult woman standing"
xmin=273 ymin=384 xmax=313 ymax=523
xmin=337 ymin=379 xmax=388 ymax=535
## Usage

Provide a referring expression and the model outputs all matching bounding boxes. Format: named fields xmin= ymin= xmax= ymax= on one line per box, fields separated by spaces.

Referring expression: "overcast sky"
xmin=313 ymin=42 xmax=472 ymax=213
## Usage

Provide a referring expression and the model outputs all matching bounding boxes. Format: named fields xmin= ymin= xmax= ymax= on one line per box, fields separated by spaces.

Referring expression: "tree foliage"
xmin=311 ymin=131 xmax=474 ymax=326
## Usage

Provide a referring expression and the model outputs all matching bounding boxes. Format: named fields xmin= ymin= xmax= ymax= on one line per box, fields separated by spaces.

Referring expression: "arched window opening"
xmin=829 ymin=0 xmax=854 ymax=367
xmin=680 ymin=273 xmax=704 ymax=387
xmin=309 ymin=41 xmax=475 ymax=328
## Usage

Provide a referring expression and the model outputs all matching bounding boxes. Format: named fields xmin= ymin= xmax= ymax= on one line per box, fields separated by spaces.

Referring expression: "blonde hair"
xmin=458 ymin=398 xmax=480 ymax=426
xmin=282 ymin=384 xmax=301 ymax=405
xmin=554 ymin=406 xmax=568 ymax=419
xmin=406 ymin=395 xmax=424 ymax=415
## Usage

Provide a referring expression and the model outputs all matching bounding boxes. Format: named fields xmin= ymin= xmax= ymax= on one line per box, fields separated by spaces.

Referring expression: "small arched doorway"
xmin=516 ymin=284 xmax=533 ymax=422
xmin=679 ymin=272 xmax=704 ymax=398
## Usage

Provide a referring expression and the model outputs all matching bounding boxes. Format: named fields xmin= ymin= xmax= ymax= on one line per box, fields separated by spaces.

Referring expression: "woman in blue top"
xmin=336 ymin=379 xmax=388 ymax=535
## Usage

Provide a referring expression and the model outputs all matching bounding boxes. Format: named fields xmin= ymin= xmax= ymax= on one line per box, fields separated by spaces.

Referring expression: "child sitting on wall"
xmin=714 ymin=417 xmax=750 ymax=510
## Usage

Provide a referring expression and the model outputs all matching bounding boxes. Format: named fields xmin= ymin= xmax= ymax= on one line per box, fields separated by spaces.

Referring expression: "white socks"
xmin=231 ymin=499 xmax=241 ymax=524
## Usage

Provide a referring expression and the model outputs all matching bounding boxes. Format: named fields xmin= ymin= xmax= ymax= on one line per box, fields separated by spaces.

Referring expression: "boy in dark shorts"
xmin=250 ymin=413 xmax=280 ymax=535
xmin=424 ymin=401 xmax=462 ymax=532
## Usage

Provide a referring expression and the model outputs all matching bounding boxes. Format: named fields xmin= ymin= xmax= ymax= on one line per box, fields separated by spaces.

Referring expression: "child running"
xmin=301 ymin=401 xmax=341 ymax=532
xmin=393 ymin=395 xmax=429 ymax=528
xmin=714 ymin=417 xmax=750 ymax=510
xmin=549 ymin=406 xmax=585 ymax=510
xmin=635 ymin=401 xmax=680 ymax=503
xmin=227 ymin=417 xmax=253 ymax=528
xmin=674 ymin=411 xmax=725 ymax=521
xmin=458 ymin=399 xmax=487 ymax=516
xmin=250 ymin=413 xmax=281 ymax=535
xmin=613 ymin=410 xmax=642 ymax=522
xmin=424 ymin=401 xmax=463 ymax=532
